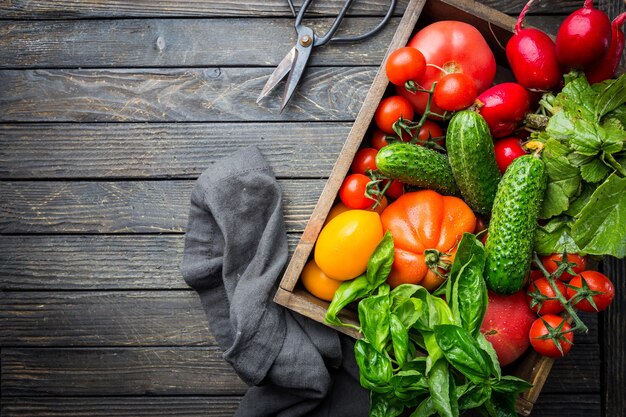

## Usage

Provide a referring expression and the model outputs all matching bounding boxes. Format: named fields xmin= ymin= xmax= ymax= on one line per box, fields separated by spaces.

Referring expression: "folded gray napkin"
xmin=181 ymin=145 xmax=368 ymax=417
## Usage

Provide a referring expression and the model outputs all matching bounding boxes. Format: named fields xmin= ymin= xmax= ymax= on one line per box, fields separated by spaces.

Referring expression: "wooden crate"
xmin=274 ymin=0 xmax=554 ymax=415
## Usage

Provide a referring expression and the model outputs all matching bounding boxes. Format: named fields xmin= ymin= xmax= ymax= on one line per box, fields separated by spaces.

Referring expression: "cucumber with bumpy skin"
xmin=485 ymin=155 xmax=547 ymax=294
xmin=446 ymin=110 xmax=501 ymax=215
xmin=376 ymin=142 xmax=460 ymax=196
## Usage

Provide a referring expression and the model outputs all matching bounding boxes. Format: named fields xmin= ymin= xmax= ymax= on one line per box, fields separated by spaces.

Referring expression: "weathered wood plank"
xmin=0 ymin=345 xmax=598 ymax=396
xmin=0 ymin=0 xmax=409 ymax=18
xmin=0 ymin=234 xmax=302 ymax=290
xmin=0 ymin=394 xmax=602 ymax=417
xmin=0 ymin=123 xmax=348 ymax=179
xmin=0 ymin=290 xmax=599 ymax=347
xmin=0 ymin=397 xmax=242 ymax=417
xmin=0 ymin=291 xmax=213 ymax=346
xmin=0 ymin=67 xmax=373 ymax=122
xmin=0 ymin=348 xmax=247 ymax=396
xmin=601 ymin=258 xmax=626 ymax=417
xmin=0 ymin=180 xmax=325 ymax=233
xmin=0 ymin=17 xmax=400 ymax=68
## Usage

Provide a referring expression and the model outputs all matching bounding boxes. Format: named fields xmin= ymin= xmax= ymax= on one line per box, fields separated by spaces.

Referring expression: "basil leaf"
xmin=491 ymin=375 xmax=533 ymax=394
xmin=571 ymin=173 xmax=626 ymax=257
xmin=411 ymin=397 xmax=436 ymax=417
xmin=428 ymin=359 xmax=456 ymax=417
xmin=370 ymin=392 xmax=404 ymax=417
xmin=390 ymin=283 xmax=422 ymax=308
xmin=390 ymin=369 xmax=429 ymax=403
xmin=595 ymin=73 xmax=626 ymax=119
xmin=324 ymin=274 xmax=371 ymax=329
xmin=354 ymin=339 xmax=393 ymax=393
xmin=358 ymin=292 xmax=391 ymax=353
xmin=476 ymin=332 xmax=501 ymax=381
xmin=487 ymin=391 xmax=518 ymax=417
xmin=390 ymin=313 xmax=409 ymax=368
xmin=434 ymin=324 xmax=491 ymax=383
xmin=366 ymin=231 xmax=395 ymax=287
xmin=457 ymin=383 xmax=491 ymax=411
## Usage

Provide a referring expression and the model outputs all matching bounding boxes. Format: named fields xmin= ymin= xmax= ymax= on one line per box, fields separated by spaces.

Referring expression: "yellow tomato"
xmin=314 ymin=209 xmax=383 ymax=280
xmin=300 ymin=259 xmax=344 ymax=302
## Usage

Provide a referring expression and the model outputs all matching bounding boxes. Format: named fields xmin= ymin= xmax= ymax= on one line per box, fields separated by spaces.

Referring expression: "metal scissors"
xmin=257 ymin=0 xmax=396 ymax=111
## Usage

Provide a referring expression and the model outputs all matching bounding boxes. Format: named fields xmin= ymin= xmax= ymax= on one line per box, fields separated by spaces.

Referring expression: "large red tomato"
xmin=397 ymin=21 xmax=496 ymax=117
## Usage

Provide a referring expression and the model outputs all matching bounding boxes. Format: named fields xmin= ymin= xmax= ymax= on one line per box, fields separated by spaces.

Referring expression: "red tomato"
xmin=433 ymin=72 xmax=478 ymax=111
xmin=386 ymin=47 xmax=427 ymax=86
xmin=527 ymin=278 xmax=566 ymax=315
xmin=339 ymin=174 xmax=375 ymax=209
xmin=371 ymin=129 xmax=390 ymax=150
xmin=398 ymin=21 xmax=496 ymax=117
xmin=529 ymin=314 xmax=574 ymax=358
xmin=350 ymin=148 xmax=378 ymax=175
xmin=375 ymin=96 xmax=414 ymax=135
xmin=567 ymin=271 xmax=615 ymax=312
xmin=541 ymin=253 xmax=587 ymax=281
xmin=384 ymin=180 xmax=405 ymax=199
xmin=528 ymin=269 xmax=545 ymax=282
xmin=493 ymin=138 xmax=527 ymax=174
xmin=416 ymin=120 xmax=444 ymax=146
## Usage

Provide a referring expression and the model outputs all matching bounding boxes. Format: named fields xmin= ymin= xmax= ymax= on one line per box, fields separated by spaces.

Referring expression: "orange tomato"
xmin=300 ymin=259 xmax=344 ymax=302
xmin=381 ymin=190 xmax=476 ymax=291
xmin=315 ymin=210 xmax=383 ymax=280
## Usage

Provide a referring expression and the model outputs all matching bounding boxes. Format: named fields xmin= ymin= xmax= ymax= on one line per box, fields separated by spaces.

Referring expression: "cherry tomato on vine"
xmin=528 ymin=268 xmax=544 ymax=282
xmin=541 ymin=253 xmax=587 ymax=281
xmin=350 ymin=148 xmax=378 ymax=175
xmin=416 ymin=120 xmax=444 ymax=146
xmin=529 ymin=314 xmax=574 ymax=358
xmin=375 ymin=96 xmax=414 ymax=135
xmin=384 ymin=180 xmax=405 ymax=199
xmin=385 ymin=47 xmax=427 ymax=86
xmin=494 ymin=137 xmax=527 ymax=174
xmin=433 ymin=72 xmax=478 ymax=111
xmin=527 ymin=278 xmax=566 ymax=315
xmin=371 ymin=129 xmax=390 ymax=150
xmin=566 ymin=271 xmax=615 ymax=313
xmin=339 ymin=173 xmax=375 ymax=209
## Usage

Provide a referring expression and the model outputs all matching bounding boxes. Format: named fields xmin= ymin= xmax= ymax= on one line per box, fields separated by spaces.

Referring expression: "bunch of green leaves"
xmin=531 ymin=71 xmax=626 ymax=258
xmin=327 ymin=233 xmax=532 ymax=417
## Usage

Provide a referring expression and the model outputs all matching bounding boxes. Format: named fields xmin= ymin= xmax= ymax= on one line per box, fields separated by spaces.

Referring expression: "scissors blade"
xmin=280 ymin=37 xmax=313 ymax=111
xmin=256 ymin=47 xmax=296 ymax=103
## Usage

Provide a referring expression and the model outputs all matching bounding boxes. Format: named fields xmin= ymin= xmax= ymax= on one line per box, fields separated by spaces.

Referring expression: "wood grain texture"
xmin=601 ymin=258 xmax=626 ymax=417
xmin=0 ymin=123 xmax=348 ymax=179
xmin=0 ymin=394 xmax=602 ymax=417
xmin=0 ymin=291 xmax=213 ymax=346
xmin=1 ymin=348 xmax=247 ymax=396
xmin=0 ymin=180 xmax=325 ymax=233
xmin=0 ymin=345 xmax=597 ymax=397
xmin=0 ymin=67 xmax=374 ymax=122
xmin=0 ymin=17 xmax=400 ymax=68
xmin=0 ymin=0 xmax=409 ymax=18
xmin=0 ymin=397 xmax=242 ymax=417
xmin=0 ymin=234 xmax=302 ymax=290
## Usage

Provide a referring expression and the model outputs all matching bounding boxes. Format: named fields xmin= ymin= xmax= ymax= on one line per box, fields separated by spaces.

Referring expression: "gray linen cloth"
xmin=181 ymin=145 xmax=368 ymax=417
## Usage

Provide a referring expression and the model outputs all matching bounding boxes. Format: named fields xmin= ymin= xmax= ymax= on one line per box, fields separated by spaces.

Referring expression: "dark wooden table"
xmin=0 ymin=1 xmax=624 ymax=416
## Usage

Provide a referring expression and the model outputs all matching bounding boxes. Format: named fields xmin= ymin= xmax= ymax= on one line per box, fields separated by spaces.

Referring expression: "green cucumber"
xmin=446 ymin=110 xmax=501 ymax=215
xmin=376 ymin=142 xmax=460 ymax=196
xmin=485 ymin=155 xmax=547 ymax=294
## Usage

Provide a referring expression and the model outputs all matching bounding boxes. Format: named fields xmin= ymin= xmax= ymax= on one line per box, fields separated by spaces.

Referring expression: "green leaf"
xmin=434 ymin=324 xmax=492 ymax=383
xmin=476 ymin=333 xmax=501 ymax=381
xmin=565 ymin=182 xmax=595 ymax=217
xmin=567 ymin=117 xmax=604 ymax=156
xmin=534 ymin=216 xmax=582 ymax=256
xmin=324 ymin=274 xmax=371 ymax=328
xmin=457 ymin=384 xmax=491 ymax=411
xmin=390 ymin=369 xmax=429 ymax=403
xmin=488 ymin=392 xmax=519 ymax=417
xmin=571 ymin=173 xmax=626 ymax=257
xmin=553 ymin=71 xmax=597 ymax=119
xmin=393 ymin=298 xmax=424 ymax=330
xmin=354 ymin=339 xmax=393 ymax=393
xmin=595 ymin=73 xmax=626 ymax=119
xmin=410 ymin=397 xmax=436 ymax=417
xmin=491 ymin=375 xmax=533 ymax=394
xmin=539 ymin=139 xmax=581 ymax=218
xmin=366 ymin=231 xmax=395 ymax=287
xmin=604 ymin=105 xmax=626 ymax=128
xmin=370 ymin=392 xmax=405 ymax=417
xmin=390 ymin=314 xmax=409 ymax=368
xmin=580 ymin=157 xmax=611 ymax=183
xmin=358 ymin=292 xmax=391 ymax=353
xmin=428 ymin=359 xmax=457 ymax=417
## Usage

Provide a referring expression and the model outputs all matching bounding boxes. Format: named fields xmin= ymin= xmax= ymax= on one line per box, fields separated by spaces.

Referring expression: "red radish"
xmin=585 ymin=13 xmax=626 ymax=83
xmin=476 ymin=83 xmax=531 ymax=138
xmin=555 ymin=0 xmax=612 ymax=69
xmin=506 ymin=0 xmax=563 ymax=91
xmin=480 ymin=290 xmax=537 ymax=366
xmin=493 ymin=137 xmax=528 ymax=174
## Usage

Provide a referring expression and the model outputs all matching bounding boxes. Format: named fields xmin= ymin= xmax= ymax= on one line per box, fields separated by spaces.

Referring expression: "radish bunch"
xmin=507 ymin=0 xmax=624 ymax=90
